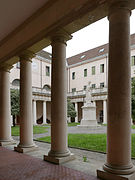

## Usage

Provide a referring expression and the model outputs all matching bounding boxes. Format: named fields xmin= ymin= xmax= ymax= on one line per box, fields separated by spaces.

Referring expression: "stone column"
xmin=44 ymin=30 xmax=74 ymax=164
xmin=43 ymin=101 xmax=47 ymax=124
xmin=75 ymin=102 xmax=78 ymax=123
xmin=14 ymin=50 xmax=37 ymax=153
xmin=33 ymin=100 xmax=37 ymax=125
xmin=0 ymin=67 xmax=15 ymax=146
xmin=103 ymin=100 xmax=107 ymax=124
xmin=97 ymin=1 xmax=135 ymax=180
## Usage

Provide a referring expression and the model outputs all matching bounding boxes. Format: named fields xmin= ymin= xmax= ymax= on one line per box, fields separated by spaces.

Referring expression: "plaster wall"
xmin=68 ymin=57 xmax=108 ymax=92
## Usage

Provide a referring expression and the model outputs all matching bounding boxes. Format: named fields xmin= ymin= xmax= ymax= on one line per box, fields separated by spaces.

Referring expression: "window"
xmin=16 ymin=62 xmax=20 ymax=69
xmin=12 ymin=79 xmax=20 ymax=86
xmin=91 ymin=84 xmax=96 ymax=89
xmin=80 ymin=55 xmax=86 ymax=59
xmin=132 ymin=56 xmax=135 ymax=66
xmin=99 ymin=48 xmax=104 ymax=53
xmin=72 ymin=72 xmax=75 ymax=80
xmin=92 ymin=66 xmax=95 ymax=75
xmin=46 ymin=66 xmax=50 ymax=76
xmin=100 ymin=82 xmax=104 ymax=88
xmin=100 ymin=64 xmax=104 ymax=73
xmin=72 ymin=88 xmax=76 ymax=92
xmin=84 ymin=85 xmax=87 ymax=90
xmin=84 ymin=69 xmax=87 ymax=77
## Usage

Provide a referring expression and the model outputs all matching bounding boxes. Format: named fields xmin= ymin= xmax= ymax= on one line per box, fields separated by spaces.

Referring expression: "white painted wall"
xmin=10 ymin=47 xmax=135 ymax=92
xmin=68 ymin=57 xmax=108 ymax=92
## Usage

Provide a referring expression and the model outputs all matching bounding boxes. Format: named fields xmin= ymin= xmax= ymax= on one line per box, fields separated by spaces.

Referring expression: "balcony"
xmin=10 ymin=84 xmax=107 ymax=100
xmin=91 ymin=87 xmax=107 ymax=96
xmin=10 ymin=85 xmax=51 ymax=96
xmin=68 ymin=87 xmax=108 ymax=98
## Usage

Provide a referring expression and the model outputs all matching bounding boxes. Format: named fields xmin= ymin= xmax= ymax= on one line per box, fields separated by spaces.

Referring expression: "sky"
xmin=44 ymin=9 xmax=135 ymax=58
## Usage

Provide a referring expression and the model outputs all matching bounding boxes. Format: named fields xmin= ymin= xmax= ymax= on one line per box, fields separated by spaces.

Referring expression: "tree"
xmin=132 ymin=78 xmax=135 ymax=123
xmin=11 ymin=89 xmax=20 ymax=126
xmin=67 ymin=99 xmax=76 ymax=118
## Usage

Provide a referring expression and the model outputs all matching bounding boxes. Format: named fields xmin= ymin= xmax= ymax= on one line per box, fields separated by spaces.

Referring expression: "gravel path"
xmin=33 ymin=125 xmax=135 ymax=139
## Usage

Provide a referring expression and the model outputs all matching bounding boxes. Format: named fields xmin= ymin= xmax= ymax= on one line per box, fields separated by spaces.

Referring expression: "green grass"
xmin=132 ymin=125 xmax=135 ymax=129
xmin=37 ymin=134 xmax=135 ymax=158
xmin=37 ymin=134 xmax=107 ymax=153
xmin=12 ymin=125 xmax=48 ymax=136
xmin=68 ymin=122 xmax=80 ymax=126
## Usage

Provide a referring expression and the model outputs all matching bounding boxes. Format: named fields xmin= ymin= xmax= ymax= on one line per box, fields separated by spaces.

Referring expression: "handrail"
xmin=10 ymin=84 xmax=107 ymax=97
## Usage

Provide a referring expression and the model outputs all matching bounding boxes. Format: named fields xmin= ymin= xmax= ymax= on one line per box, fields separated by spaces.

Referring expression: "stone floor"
xmin=0 ymin=146 xmax=98 ymax=180
xmin=2 ymin=125 xmax=135 ymax=179
xmin=7 ymin=139 xmax=105 ymax=177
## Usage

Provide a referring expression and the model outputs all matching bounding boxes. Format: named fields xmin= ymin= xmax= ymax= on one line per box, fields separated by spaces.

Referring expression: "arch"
xmin=43 ymin=84 xmax=51 ymax=91
xmin=12 ymin=79 xmax=20 ymax=86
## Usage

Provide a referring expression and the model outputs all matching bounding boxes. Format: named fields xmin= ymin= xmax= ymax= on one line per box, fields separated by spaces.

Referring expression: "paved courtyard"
xmin=0 ymin=146 xmax=98 ymax=180
xmin=5 ymin=125 xmax=135 ymax=179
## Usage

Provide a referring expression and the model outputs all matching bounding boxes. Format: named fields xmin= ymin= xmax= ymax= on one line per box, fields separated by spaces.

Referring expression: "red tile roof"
xmin=67 ymin=33 xmax=135 ymax=66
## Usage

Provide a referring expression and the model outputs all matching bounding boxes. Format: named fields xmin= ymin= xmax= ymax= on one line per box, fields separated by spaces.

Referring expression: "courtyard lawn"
xmin=37 ymin=134 xmax=135 ymax=158
xmin=12 ymin=125 xmax=48 ymax=136
xmin=68 ymin=122 xmax=80 ymax=126
xmin=132 ymin=125 xmax=135 ymax=129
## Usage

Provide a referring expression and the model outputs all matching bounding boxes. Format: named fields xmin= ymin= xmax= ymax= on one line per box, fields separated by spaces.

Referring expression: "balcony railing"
xmin=10 ymin=84 xmax=107 ymax=97
xmin=67 ymin=90 xmax=86 ymax=97
xmin=10 ymin=85 xmax=51 ymax=95
xmin=91 ymin=87 xmax=107 ymax=95
xmin=32 ymin=87 xmax=51 ymax=95
xmin=68 ymin=87 xmax=107 ymax=97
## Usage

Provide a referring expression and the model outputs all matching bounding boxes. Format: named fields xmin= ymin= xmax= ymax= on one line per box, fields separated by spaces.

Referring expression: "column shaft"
xmin=33 ymin=100 xmax=37 ymax=125
xmin=75 ymin=102 xmax=78 ymax=122
xmin=50 ymin=37 xmax=69 ymax=155
xmin=14 ymin=51 xmax=37 ymax=152
xmin=103 ymin=100 xmax=107 ymax=124
xmin=19 ymin=58 xmax=33 ymax=147
xmin=97 ymin=2 xmax=135 ymax=179
xmin=44 ymin=30 xmax=74 ymax=164
xmin=0 ymin=69 xmax=12 ymax=143
xmin=43 ymin=101 xmax=47 ymax=124
xmin=104 ymin=1 xmax=135 ymax=175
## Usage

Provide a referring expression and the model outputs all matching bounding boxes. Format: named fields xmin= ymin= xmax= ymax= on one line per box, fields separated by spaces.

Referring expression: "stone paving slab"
xmin=0 ymin=146 xmax=99 ymax=180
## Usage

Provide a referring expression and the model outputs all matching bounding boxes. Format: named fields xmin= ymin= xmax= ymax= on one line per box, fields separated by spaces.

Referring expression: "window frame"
xmin=84 ymin=69 xmax=87 ymax=77
xmin=92 ymin=66 xmax=96 ymax=75
xmin=91 ymin=84 xmax=96 ymax=89
xmin=100 ymin=82 xmax=104 ymax=88
xmin=131 ymin=56 xmax=135 ymax=66
xmin=100 ymin=64 xmax=104 ymax=73
xmin=72 ymin=88 xmax=76 ymax=92
xmin=46 ymin=66 xmax=50 ymax=76
xmin=72 ymin=72 xmax=75 ymax=80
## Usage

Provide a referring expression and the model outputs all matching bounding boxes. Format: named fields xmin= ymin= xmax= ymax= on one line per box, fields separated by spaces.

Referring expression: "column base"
xmin=97 ymin=168 xmax=135 ymax=180
xmin=0 ymin=139 xmax=16 ymax=146
xmin=44 ymin=153 xmax=75 ymax=164
xmin=14 ymin=144 xmax=38 ymax=153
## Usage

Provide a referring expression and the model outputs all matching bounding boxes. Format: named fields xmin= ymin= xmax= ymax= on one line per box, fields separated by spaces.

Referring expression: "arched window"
xmin=12 ymin=79 xmax=20 ymax=86
xmin=43 ymin=84 xmax=51 ymax=91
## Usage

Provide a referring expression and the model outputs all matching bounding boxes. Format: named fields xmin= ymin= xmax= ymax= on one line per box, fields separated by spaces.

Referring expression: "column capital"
xmin=51 ymin=29 xmax=72 ymax=45
xmin=19 ymin=50 xmax=35 ymax=62
xmin=0 ymin=64 xmax=13 ymax=72
xmin=108 ymin=1 xmax=131 ymax=18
